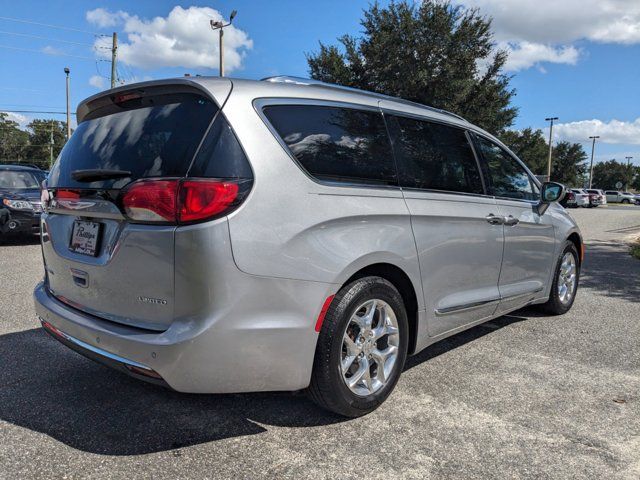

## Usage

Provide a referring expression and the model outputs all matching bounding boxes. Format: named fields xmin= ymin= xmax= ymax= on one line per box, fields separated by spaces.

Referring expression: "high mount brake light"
xmin=121 ymin=178 xmax=241 ymax=224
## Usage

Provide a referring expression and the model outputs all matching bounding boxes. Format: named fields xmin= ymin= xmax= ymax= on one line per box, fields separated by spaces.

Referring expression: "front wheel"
xmin=308 ymin=277 xmax=409 ymax=417
xmin=538 ymin=241 xmax=580 ymax=315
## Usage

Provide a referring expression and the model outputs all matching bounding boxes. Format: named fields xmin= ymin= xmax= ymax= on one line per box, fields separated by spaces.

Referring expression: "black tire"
xmin=308 ymin=276 xmax=409 ymax=417
xmin=538 ymin=241 xmax=580 ymax=315
xmin=622 ymin=199 xmax=630 ymax=204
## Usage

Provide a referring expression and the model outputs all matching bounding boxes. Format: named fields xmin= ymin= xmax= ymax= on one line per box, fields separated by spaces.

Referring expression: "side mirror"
xmin=537 ymin=182 xmax=566 ymax=215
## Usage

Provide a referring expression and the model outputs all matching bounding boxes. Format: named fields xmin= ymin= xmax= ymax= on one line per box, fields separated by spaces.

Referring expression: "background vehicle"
xmin=622 ymin=192 xmax=640 ymax=205
xmin=0 ymin=164 xmax=46 ymax=235
xmin=570 ymin=189 xmax=590 ymax=207
xmin=565 ymin=190 xmax=578 ymax=208
xmin=34 ymin=77 xmax=582 ymax=417
xmin=586 ymin=189 xmax=607 ymax=206
xmin=605 ymin=190 xmax=636 ymax=204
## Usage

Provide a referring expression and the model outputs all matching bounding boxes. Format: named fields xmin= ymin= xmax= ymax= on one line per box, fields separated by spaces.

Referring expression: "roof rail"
xmin=261 ymin=75 xmax=467 ymax=122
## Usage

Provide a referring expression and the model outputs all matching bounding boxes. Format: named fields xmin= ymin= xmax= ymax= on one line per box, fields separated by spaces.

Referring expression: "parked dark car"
xmin=0 ymin=165 xmax=46 ymax=235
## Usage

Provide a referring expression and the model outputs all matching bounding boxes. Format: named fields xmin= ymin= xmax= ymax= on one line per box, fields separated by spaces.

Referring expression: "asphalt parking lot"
xmin=0 ymin=207 xmax=639 ymax=479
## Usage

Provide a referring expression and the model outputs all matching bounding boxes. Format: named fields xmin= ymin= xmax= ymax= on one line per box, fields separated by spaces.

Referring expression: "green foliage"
xmin=24 ymin=119 xmax=68 ymax=168
xmin=499 ymin=128 xmax=547 ymax=174
xmin=631 ymin=240 xmax=640 ymax=261
xmin=307 ymin=0 xmax=517 ymax=134
xmin=592 ymin=159 xmax=635 ymax=190
xmin=550 ymin=141 xmax=588 ymax=186
xmin=0 ymin=112 xmax=30 ymax=163
xmin=0 ymin=114 xmax=68 ymax=169
xmin=500 ymin=128 xmax=587 ymax=185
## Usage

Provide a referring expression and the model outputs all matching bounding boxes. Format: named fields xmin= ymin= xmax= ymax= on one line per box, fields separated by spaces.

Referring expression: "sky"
xmin=1 ymin=0 xmax=639 ymax=167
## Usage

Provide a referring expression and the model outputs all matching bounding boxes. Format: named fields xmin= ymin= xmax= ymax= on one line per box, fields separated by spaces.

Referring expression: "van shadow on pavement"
xmin=0 ymin=317 xmax=527 ymax=456
xmin=0 ymin=233 xmax=40 ymax=247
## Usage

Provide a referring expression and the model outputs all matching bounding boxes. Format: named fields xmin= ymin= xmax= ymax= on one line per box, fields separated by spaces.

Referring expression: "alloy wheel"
xmin=340 ymin=299 xmax=400 ymax=397
xmin=557 ymin=252 xmax=577 ymax=304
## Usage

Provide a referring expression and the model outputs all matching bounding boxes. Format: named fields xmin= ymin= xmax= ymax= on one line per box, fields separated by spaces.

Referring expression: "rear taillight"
xmin=120 ymin=178 xmax=244 ymax=224
xmin=121 ymin=179 xmax=179 ymax=222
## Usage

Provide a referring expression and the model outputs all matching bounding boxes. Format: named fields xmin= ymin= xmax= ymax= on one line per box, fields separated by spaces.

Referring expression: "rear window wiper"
xmin=71 ymin=169 xmax=132 ymax=182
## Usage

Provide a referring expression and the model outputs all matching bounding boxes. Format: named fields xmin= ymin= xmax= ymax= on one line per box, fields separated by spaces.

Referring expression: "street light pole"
xmin=64 ymin=67 xmax=70 ymax=140
xmin=545 ymin=116 xmax=558 ymax=181
xmin=625 ymin=156 xmax=633 ymax=191
xmin=210 ymin=10 xmax=237 ymax=77
xmin=588 ymin=135 xmax=599 ymax=189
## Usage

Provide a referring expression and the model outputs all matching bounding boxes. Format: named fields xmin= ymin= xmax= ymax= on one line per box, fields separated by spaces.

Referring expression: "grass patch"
xmin=631 ymin=239 xmax=640 ymax=260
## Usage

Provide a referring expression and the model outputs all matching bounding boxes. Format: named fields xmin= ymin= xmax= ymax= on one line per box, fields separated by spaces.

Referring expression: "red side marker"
xmin=314 ymin=295 xmax=335 ymax=332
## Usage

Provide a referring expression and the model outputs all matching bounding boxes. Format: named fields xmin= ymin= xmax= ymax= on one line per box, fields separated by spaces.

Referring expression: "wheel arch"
xmin=567 ymin=231 xmax=584 ymax=265
xmin=342 ymin=262 xmax=420 ymax=355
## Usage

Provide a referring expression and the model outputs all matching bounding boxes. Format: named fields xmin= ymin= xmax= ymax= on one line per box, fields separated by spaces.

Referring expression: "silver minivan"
xmin=34 ymin=76 xmax=582 ymax=417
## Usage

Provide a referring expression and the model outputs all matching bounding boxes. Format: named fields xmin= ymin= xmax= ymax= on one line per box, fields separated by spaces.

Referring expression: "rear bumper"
xmin=34 ymin=271 xmax=333 ymax=393
xmin=40 ymin=317 xmax=168 ymax=387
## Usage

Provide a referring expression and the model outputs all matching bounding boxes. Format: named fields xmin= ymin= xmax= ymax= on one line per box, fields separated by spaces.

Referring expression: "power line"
xmin=0 ymin=16 xmax=106 ymax=36
xmin=0 ymin=44 xmax=95 ymax=60
xmin=0 ymin=30 xmax=99 ymax=47
xmin=1 ymin=109 xmax=76 ymax=115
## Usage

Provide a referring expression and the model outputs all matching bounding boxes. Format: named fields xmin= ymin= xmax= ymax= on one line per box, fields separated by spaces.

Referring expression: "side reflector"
xmin=315 ymin=295 xmax=335 ymax=333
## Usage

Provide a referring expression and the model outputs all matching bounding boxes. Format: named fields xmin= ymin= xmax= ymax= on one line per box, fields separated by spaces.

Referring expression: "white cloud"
xmin=89 ymin=75 xmax=106 ymax=89
xmin=501 ymin=42 xmax=580 ymax=72
xmin=552 ymin=118 xmax=640 ymax=145
xmin=86 ymin=7 xmax=125 ymax=28
xmin=42 ymin=45 xmax=64 ymax=56
xmin=1 ymin=111 xmax=29 ymax=128
xmin=87 ymin=6 xmax=253 ymax=73
xmin=464 ymin=0 xmax=640 ymax=71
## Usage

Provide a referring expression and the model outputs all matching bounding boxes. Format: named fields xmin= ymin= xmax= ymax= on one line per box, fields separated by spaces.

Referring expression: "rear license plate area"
xmin=69 ymin=220 xmax=102 ymax=256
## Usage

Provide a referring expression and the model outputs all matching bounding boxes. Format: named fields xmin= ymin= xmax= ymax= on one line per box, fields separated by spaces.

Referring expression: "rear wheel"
xmin=538 ymin=241 xmax=580 ymax=315
xmin=308 ymin=277 xmax=408 ymax=417
xmin=622 ymin=199 xmax=630 ymax=204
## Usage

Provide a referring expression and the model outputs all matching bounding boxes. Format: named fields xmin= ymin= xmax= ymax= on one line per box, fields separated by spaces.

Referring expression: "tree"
xmin=25 ymin=119 xmax=68 ymax=169
xmin=0 ymin=113 xmax=30 ymax=163
xmin=500 ymin=128 xmax=548 ymax=174
xmin=592 ymin=159 xmax=634 ymax=190
xmin=632 ymin=166 xmax=640 ymax=191
xmin=307 ymin=0 xmax=517 ymax=134
xmin=500 ymin=129 xmax=587 ymax=185
xmin=550 ymin=141 xmax=588 ymax=186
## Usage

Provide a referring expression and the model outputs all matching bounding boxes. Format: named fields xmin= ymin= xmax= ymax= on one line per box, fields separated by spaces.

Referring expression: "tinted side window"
xmin=263 ymin=105 xmax=397 ymax=186
xmin=389 ymin=116 xmax=483 ymax=194
xmin=190 ymin=113 xmax=253 ymax=179
xmin=476 ymin=136 xmax=538 ymax=201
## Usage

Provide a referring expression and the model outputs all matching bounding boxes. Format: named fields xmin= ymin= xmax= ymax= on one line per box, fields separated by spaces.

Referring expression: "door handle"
xmin=485 ymin=214 xmax=504 ymax=225
xmin=503 ymin=215 xmax=519 ymax=226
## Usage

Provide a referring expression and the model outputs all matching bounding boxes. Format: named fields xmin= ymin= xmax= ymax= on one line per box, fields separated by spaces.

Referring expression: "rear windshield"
xmin=48 ymin=93 xmax=218 ymax=189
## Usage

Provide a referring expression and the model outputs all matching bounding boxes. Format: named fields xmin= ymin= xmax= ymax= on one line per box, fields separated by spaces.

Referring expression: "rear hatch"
xmin=41 ymin=80 xmax=244 ymax=331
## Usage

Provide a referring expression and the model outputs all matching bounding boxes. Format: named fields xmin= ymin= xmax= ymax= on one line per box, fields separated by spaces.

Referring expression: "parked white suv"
xmin=605 ymin=191 xmax=636 ymax=204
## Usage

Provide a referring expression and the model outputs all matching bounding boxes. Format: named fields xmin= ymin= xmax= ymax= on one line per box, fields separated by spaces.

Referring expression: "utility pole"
xmin=111 ymin=32 xmax=118 ymax=88
xmin=588 ymin=135 xmax=599 ymax=188
xmin=210 ymin=10 xmax=237 ymax=77
xmin=545 ymin=117 xmax=558 ymax=181
xmin=625 ymin=156 xmax=633 ymax=191
xmin=64 ymin=67 xmax=71 ymax=140
xmin=49 ymin=121 xmax=54 ymax=167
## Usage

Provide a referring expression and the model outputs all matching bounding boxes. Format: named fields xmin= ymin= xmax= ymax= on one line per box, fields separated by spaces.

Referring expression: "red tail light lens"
xmin=121 ymin=178 xmax=242 ymax=224
xmin=121 ymin=179 xmax=179 ymax=222
xmin=179 ymin=180 xmax=239 ymax=223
